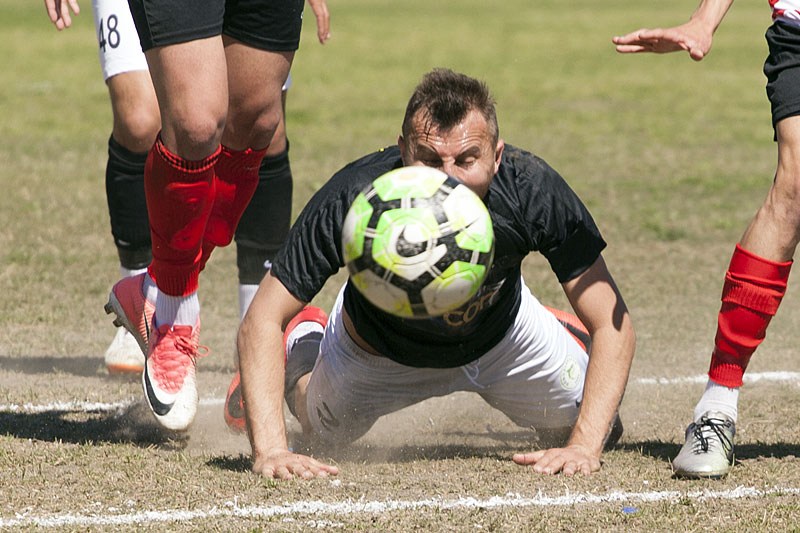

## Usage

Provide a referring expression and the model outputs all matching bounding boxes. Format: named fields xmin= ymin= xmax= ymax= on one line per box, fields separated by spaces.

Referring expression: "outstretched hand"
xmin=612 ymin=21 xmax=713 ymax=61
xmin=43 ymin=0 xmax=80 ymax=30
xmin=513 ymin=445 xmax=601 ymax=476
xmin=253 ymin=448 xmax=339 ymax=480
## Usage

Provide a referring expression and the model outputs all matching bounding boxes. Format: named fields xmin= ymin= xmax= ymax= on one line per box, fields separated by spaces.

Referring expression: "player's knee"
xmin=166 ymin=111 xmax=226 ymax=158
xmin=112 ymin=107 xmax=160 ymax=151
xmin=228 ymin=102 xmax=282 ymax=149
xmin=763 ymin=177 xmax=800 ymax=234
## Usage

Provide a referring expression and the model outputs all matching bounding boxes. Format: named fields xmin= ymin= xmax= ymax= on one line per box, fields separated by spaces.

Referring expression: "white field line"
xmin=633 ymin=371 xmax=800 ymax=386
xmin=0 ymin=398 xmax=223 ymax=414
xmin=1 ymin=486 xmax=799 ymax=528
xmin=0 ymin=371 xmax=799 ymax=414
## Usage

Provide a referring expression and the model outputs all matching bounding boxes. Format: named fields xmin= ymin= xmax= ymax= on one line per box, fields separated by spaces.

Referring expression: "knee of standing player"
xmin=166 ymin=108 xmax=227 ymax=158
xmin=113 ymin=105 xmax=160 ymax=151
xmin=228 ymin=101 xmax=283 ymax=150
xmin=765 ymin=171 xmax=800 ymax=233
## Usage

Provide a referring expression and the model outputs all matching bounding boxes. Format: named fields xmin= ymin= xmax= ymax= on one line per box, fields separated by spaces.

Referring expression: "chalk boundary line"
xmin=1 ymin=486 xmax=799 ymax=528
xmin=1 ymin=371 xmax=799 ymax=414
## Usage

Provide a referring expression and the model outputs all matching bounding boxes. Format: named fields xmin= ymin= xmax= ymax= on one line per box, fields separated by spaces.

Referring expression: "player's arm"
xmin=612 ymin=0 xmax=734 ymax=61
xmin=513 ymin=255 xmax=635 ymax=475
xmin=238 ymin=272 xmax=339 ymax=480
xmin=43 ymin=0 xmax=80 ymax=30
xmin=307 ymin=0 xmax=331 ymax=44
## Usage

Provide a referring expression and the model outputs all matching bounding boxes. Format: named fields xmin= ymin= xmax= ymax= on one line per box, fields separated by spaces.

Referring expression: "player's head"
xmin=399 ymin=68 xmax=503 ymax=198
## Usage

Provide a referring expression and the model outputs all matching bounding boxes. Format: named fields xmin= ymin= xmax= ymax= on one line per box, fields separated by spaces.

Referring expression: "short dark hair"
xmin=402 ymin=68 xmax=498 ymax=144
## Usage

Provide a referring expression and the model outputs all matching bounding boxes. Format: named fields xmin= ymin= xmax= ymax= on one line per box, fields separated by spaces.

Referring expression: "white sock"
xmin=120 ymin=266 xmax=148 ymax=279
xmin=154 ymin=291 xmax=200 ymax=328
xmin=238 ymin=283 xmax=259 ymax=322
xmin=142 ymin=272 xmax=158 ymax=305
xmin=693 ymin=379 xmax=739 ymax=423
xmin=286 ymin=321 xmax=324 ymax=356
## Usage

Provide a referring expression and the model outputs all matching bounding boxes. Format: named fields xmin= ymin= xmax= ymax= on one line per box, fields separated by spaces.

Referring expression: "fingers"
xmin=253 ymin=452 xmax=339 ymax=480
xmin=613 ymin=44 xmax=649 ymax=54
xmin=512 ymin=451 xmax=543 ymax=466
xmin=612 ymin=28 xmax=661 ymax=46
xmin=44 ymin=0 xmax=79 ymax=30
xmin=513 ymin=447 xmax=600 ymax=476
xmin=308 ymin=0 xmax=331 ymax=44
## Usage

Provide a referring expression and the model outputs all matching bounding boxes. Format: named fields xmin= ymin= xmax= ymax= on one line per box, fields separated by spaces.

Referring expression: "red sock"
xmin=199 ymin=145 xmax=267 ymax=270
xmin=145 ymin=135 xmax=220 ymax=296
xmin=708 ymin=244 xmax=791 ymax=387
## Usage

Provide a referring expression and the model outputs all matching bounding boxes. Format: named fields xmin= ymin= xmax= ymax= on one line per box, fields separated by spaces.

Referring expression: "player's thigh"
xmin=128 ymin=0 xmax=228 ymax=156
xmin=144 ymin=38 xmax=229 ymax=158
xmin=222 ymin=44 xmax=293 ymax=150
xmin=776 ymin=117 xmax=800 ymax=176
xmin=220 ymin=0 xmax=301 ymax=149
xmin=761 ymin=116 xmax=800 ymax=244
xmin=478 ymin=288 xmax=588 ymax=430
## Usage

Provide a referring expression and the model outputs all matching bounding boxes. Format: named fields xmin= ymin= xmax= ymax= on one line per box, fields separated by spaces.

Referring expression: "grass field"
xmin=3 ymin=0 xmax=800 ymax=530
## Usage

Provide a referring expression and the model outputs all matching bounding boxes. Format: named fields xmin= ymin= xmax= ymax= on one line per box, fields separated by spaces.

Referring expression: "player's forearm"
xmin=238 ymin=320 xmax=291 ymax=459
xmin=688 ymin=0 xmax=734 ymax=33
xmin=567 ymin=321 xmax=635 ymax=456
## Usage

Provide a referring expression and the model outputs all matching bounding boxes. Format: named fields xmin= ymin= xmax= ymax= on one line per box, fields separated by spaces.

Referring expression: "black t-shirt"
xmin=271 ymin=144 xmax=606 ymax=368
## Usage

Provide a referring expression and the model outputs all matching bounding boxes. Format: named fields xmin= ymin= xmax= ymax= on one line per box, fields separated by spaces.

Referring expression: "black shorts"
xmin=764 ymin=21 xmax=800 ymax=132
xmin=128 ymin=0 xmax=304 ymax=52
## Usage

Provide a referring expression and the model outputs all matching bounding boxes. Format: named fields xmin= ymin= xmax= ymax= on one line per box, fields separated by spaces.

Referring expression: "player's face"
xmin=399 ymin=109 xmax=504 ymax=198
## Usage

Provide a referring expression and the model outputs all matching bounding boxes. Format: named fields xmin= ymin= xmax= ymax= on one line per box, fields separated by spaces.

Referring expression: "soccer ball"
xmin=342 ymin=166 xmax=494 ymax=318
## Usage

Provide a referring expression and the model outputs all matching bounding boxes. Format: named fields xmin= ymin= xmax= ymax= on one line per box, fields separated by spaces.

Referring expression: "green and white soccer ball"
xmin=342 ymin=166 xmax=494 ymax=318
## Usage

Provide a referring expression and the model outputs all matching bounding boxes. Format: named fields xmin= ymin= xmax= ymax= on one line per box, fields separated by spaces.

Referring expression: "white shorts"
xmin=304 ymin=280 xmax=589 ymax=443
xmin=91 ymin=0 xmax=148 ymax=80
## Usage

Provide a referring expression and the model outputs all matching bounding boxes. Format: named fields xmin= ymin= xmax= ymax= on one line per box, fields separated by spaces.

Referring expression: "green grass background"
xmin=3 ymin=0 xmax=800 ymax=530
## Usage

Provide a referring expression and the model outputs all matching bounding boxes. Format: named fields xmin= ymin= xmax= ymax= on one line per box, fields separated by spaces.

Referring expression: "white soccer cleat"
xmin=104 ymin=327 xmax=145 ymax=375
xmin=142 ymin=321 xmax=207 ymax=431
xmin=672 ymin=411 xmax=735 ymax=479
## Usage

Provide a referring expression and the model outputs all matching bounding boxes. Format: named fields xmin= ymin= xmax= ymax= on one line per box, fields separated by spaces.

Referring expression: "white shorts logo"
xmin=559 ymin=355 xmax=582 ymax=391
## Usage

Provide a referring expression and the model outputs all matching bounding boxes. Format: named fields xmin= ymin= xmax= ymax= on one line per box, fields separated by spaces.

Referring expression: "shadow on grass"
xmin=205 ymin=443 xmax=512 ymax=474
xmin=0 ymin=355 xmax=105 ymax=377
xmin=294 ymin=430 xmax=521 ymax=464
xmin=0 ymin=400 xmax=187 ymax=449
xmin=620 ymin=440 xmax=800 ymax=464
xmin=0 ymin=354 xmax=234 ymax=376
xmin=620 ymin=441 xmax=682 ymax=462
xmin=206 ymin=455 xmax=253 ymax=472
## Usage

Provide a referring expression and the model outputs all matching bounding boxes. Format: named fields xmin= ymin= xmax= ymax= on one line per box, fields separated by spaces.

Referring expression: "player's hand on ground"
xmin=307 ymin=0 xmax=331 ymax=44
xmin=252 ymin=449 xmax=339 ymax=480
xmin=43 ymin=0 xmax=80 ymax=30
xmin=512 ymin=445 xmax=601 ymax=476
xmin=612 ymin=21 xmax=712 ymax=61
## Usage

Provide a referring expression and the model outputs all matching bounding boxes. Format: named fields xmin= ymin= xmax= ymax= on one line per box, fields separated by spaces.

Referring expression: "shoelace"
xmin=692 ymin=416 xmax=733 ymax=454
xmin=173 ymin=335 xmax=209 ymax=359
xmin=151 ymin=328 xmax=209 ymax=390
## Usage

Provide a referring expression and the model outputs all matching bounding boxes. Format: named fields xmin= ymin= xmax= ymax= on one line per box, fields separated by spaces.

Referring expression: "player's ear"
xmin=398 ymin=135 xmax=411 ymax=165
xmin=494 ymin=139 xmax=504 ymax=174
